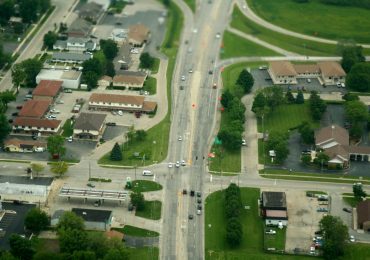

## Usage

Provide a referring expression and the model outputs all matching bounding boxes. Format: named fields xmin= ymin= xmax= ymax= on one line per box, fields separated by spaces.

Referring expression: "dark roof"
xmin=74 ymin=112 xmax=106 ymax=131
xmin=357 ymin=200 xmax=370 ymax=226
xmin=52 ymin=52 xmax=92 ymax=62
xmin=72 ymin=208 xmax=112 ymax=223
xmin=262 ymin=192 xmax=287 ymax=208
xmin=0 ymin=175 xmax=53 ymax=186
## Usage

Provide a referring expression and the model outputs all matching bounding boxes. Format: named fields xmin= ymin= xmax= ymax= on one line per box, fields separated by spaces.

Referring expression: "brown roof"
xmin=13 ymin=117 xmax=61 ymax=129
xmin=19 ymin=100 xmax=51 ymax=118
xmin=113 ymin=74 xmax=146 ymax=85
xmin=293 ymin=64 xmax=320 ymax=74
xmin=269 ymin=61 xmax=297 ymax=77
xmin=315 ymin=125 xmax=349 ymax=147
xmin=142 ymin=101 xmax=157 ymax=112
xmin=348 ymin=146 xmax=370 ymax=154
xmin=128 ymin=24 xmax=149 ymax=43
xmin=33 ymin=80 xmax=63 ymax=97
xmin=318 ymin=61 xmax=346 ymax=77
xmin=265 ymin=210 xmax=288 ymax=218
xmin=324 ymin=144 xmax=349 ymax=161
xmin=357 ymin=200 xmax=370 ymax=226
xmin=89 ymin=93 xmax=144 ymax=106
xmin=105 ymin=230 xmax=124 ymax=240
xmin=99 ymin=76 xmax=113 ymax=82
xmin=4 ymin=138 xmax=46 ymax=148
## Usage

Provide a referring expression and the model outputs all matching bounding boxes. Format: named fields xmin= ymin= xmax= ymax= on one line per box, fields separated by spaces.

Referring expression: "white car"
xmin=197 ymin=209 xmax=201 ymax=215
xmin=47 ymin=115 xmax=56 ymax=119
xmin=181 ymin=75 xmax=186 ymax=81
xmin=168 ymin=162 xmax=173 ymax=168
xmin=189 ymin=68 xmax=193 ymax=73
xmin=341 ymin=83 xmax=345 ymax=88
xmin=350 ymin=235 xmax=355 ymax=242
xmin=50 ymin=109 xmax=60 ymax=114
xmin=175 ymin=161 xmax=180 ymax=168
xmin=178 ymin=136 xmax=182 ymax=141
xmin=34 ymin=147 xmax=45 ymax=152
xmin=67 ymin=136 xmax=73 ymax=142
xmin=181 ymin=160 xmax=186 ymax=166
xmin=336 ymin=82 xmax=342 ymax=87
xmin=118 ymin=110 xmax=123 ymax=116
xmin=265 ymin=229 xmax=276 ymax=235
xmin=241 ymin=139 xmax=247 ymax=146
xmin=193 ymin=28 xmax=198 ymax=33
xmin=56 ymin=100 xmax=64 ymax=104
xmin=215 ymin=33 xmax=221 ymax=38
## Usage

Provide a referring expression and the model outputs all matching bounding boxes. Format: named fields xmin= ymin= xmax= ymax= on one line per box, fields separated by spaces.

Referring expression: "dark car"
xmin=343 ymin=207 xmax=352 ymax=213
xmin=128 ymin=203 xmax=134 ymax=211
xmin=16 ymin=105 xmax=23 ymax=109
xmin=12 ymin=112 xmax=18 ymax=116
xmin=87 ymin=183 xmax=95 ymax=188
xmin=8 ymin=119 xmax=13 ymax=123
xmin=188 ymin=214 xmax=193 ymax=220
xmin=197 ymin=198 xmax=202 ymax=204
xmin=208 ymin=70 xmax=213 ymax=75
xmin=197 ymin=205 xmax=202 ymax=210
xmin=106 ymin=122 xmax=116 ymax=126
xmin=32 ymin=135 xmax=38 ymax=140
xmin=182 ymin=189 xmax=187 ymax=195
xmin=190 ymin=190 xmax=195 ymax=197
xmin=196 ymin=192 xmax=201 ymax=198
xmin=314 ymin=230 xmax=323 ymax=235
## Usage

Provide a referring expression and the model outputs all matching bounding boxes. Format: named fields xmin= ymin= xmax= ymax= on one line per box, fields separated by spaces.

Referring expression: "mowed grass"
xmin=131 ymin=180 xmax=163 ymax=193
xmin=221 ymin=30 xmax=280 ymax=59
xmin=264 ymin=227 xmax=286 ymax=251
xmin=143 ymin=76 xmax=157 ymax=94
xmin=183 ymin=0 xmax=196 ymax=12
xmin=342 ymin=243 xmax=370 ymax=260
xmin=247 ymin=0 xmax=370 ymax=44
xmin=151 ymin=57 xmax=160 ymax=74
xmin=205 ymin=188 xmax=313 ymax=260
xmin=257 ymin=103 xmax=319 ymax=133
xmin=135 ymin=200 xmax=162 ymax=220
xmin=62 ymin=119 xmax=74 ymax=137
xmin=113 ymin=225 xmax=159 ymax=237
xmin=126 ymin=247 xmax=159 ymax=260
xmin=230 ymin=6 xmax=341 ymax=56
xmin=209 ymin=144 xmax=241 ymax=173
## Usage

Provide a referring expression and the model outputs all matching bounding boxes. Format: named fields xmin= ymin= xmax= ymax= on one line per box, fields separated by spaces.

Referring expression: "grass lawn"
xmin=247 ymin=0 xmax=370 ymax=44
xmin=131 ymin=180 xmax=163 ymax=193
xmin=257 ymin=103 xmax=319 ymax=133
xmin=113 ymin=225 xmax=159 ymax=237
xmin=264 ymin=227 xmax=286 ymax=251
xmin=209 ymin=144 xmax=241 ymax=173
xmin=62 ymin=119 xmax=74 ymax=137
xmin=135 ymin=200 xmax=162 ymax=220
xmin=342 ymin=243 xmax=370 ymax=260
xmin=126 ymin=247 xmax=159 ymax=260
xmin=205 ymin=188 xmax=313 ymax=259
xmin=143 ymin=77 xmax=157 ymax=95
xmin=221 ymin=30 xmax=281 ymax=59
xmin=183 ymin=0 xmax=196 ymax=12
xmin=343 ymin=197 xmax=361 ymax=208
xmin=151 ymin=57 xmax=160 ymax=74
xmin=230 ymin=6 xmax=342 ymax=56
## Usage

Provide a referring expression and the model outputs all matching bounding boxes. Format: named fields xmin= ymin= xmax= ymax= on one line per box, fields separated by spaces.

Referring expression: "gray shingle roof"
xmin=74 ymin=112 xmax=106 ymax=131
xmin=52 ymin=52 xmax=92 ymax=62
xmin=72 ymin=208 xmax=112 ymax=223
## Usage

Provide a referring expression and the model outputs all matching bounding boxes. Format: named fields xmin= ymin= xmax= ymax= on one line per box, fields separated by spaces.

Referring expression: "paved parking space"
xmin=103 ymin=125 xmax=128 ymax=141
xmin=251 ymin=69 xmax=273 ymax=89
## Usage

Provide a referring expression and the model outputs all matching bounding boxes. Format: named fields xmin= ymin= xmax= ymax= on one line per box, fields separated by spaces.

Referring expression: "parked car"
xmin=47 ymin=115 xmax=57 ymax=119
xmin=241 ymin=139 xmax=247 ymax=146
xmin=190 ymin=190 xmax=195 ymax=197
xmin=350 ymin=235 xmax=355 ymax=242
xmin=56 ymin=100 xmax=64 ymax=104
xmin=16 ymin=105 xmax=22 ymax=109
xmin=8 ymin=119 xmax=13 ymax=123
xmin=11 ymin=112 xmax=18 ymax=116
xmin=87 ymin=183 xmax=95 ymax=188
xmin=265 ymin=229 xmax=276 ymax=235
xmin=67 ymin=136 xmax=73 ymax=142
xmin=106 ymin=122 xmax=116 ymax=126
xmin=50 ymin=109 xmax=60 ymax=114
xmin=188 ymin=214 xmax=194 ymax=220
xmin=343 ymin=207 xmax=352 ymax=213
xmin=181 ymin=160 xmax=186 ymax=166
xmin=94 ymin=200 xmax=101 ymax=207
xmin=182 ymin=189 xmax=187 ymax=195
xmin=197 ymin=205 xmax=202 ymax=210
xmin=128 ymin=203 xmax=134 ymax=211
xmin=34 ymin=147 xmax=45 ymax=152
xmin=168 ymin=162 xmax=173 ymax=168
xmin=197 ymin=198 xmax=202 ymax=204
xmin=212 ymin=83 xmax=217 ymax=89
xmin=196 ymin=192 xmax=201 ymax=198
xmin=64 ymin=89 xmax=72 ymax=93
xmin=197 ymin=209 xmax=201 ymax=215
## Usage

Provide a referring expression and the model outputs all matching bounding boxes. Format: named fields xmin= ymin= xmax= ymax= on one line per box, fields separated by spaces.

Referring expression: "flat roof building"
xmin=72 ymin=208 xmax=113 ymax=231
xmin=36 ymin=69 xmax=82 ymax=89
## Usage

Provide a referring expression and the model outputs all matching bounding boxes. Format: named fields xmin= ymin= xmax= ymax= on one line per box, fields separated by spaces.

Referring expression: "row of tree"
xmin=344 ymin=97 xmax=369 ymax=139
xmin=225 ymin=183 xmax=243 ymax=247
xmin=266 ymin=131 xmax=290 ymax=164
xmin=252 ymin=86 xmax=285 ymax=119
xmin=0 ymin=44 xmax=11 ymax=70
xmin=11 ymin=58 xmax=43 ymax=88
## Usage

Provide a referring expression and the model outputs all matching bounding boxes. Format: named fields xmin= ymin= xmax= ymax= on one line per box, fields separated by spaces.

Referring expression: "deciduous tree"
xmin=0 ymin=113 xmax=11 ymax=144
xmin=236 ymin=69 xmax=254 ymax=94
xmin=47 ymin=135 xmax=66 ymax=158
xmin=43 ymin=31 xmax=58 ymax=50
xmin=139 ymin=52 xmax=155 ymax=69
xmin=341 ymin=44 xmax=365 ymax=73
xmin=57 ymin=211 xmax=85 ymax=231
xmin=298 ymin=122 xmax=314 ymax=144
xmin=130 ymin=191 xmax=145 ymax=211
xmin=9 ymin=234 xmax=35 ymax=260
xmin=353 ymin=183 xmax=367 ymax=201
xmin=30 ymin=163 xmax=45 ymax=176
xmin=50 ymin=161 xmax=69 ymax=178
xmin=220 ymin=89 xmax=234 ymax=109
xmin=346 ymin=62 xmax=370 ymax=92
xmin=24 ymin=208 xmax=49 ymax=233
xmin=100 ymin=39 xmax=119 ymax=60
xmin=295 ymin=90 xmax=304 ymax=104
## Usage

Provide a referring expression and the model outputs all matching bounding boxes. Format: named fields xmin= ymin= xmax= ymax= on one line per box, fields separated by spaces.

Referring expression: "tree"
xmin=43 ymin=31 xmax=58 ymax=49
xmin=0 ymin=0 xmax=15 ymax=26
xmin=0 ymin=250 xmax=17 ymax=260
xmin=0 ymin=90 xmax=16 ymax=110
xmin=130 ymin=191 xmax=145 ymax=211
xmin=9 ymin=234 xmax=35 ymax=260
xmin=236 ymin=69 xmax=254 ymax=93
xmin=136 ymin=130 xmax=147 ymax=141
xmin=319 ymin=215 xmax=348 ymax=260
xmin=21 ymin=58 xmax=43 ymax=88
xmin=295 ymin=90 xmax=304 ymax=104
xmin=84 ymin=71 xmax=99 ymax=90
xmin=218 ymin=129 xmax=242 ymax=151
xmin=313 ymin=152 xmax=330 ymax=166
xmin=353 ymin=183 xmax=367 ymax=201
xmin=0 ymin=113 xmax=11 ymax=144
xmin=346 ymin=62 xmax=370 ymax=92
xmin=0 ymin=44 xmax=11 ymax=69
xmin=30 ymin=163 xmax=45 ymax=176
xmin=252 ymin=92 xmax=266 ymax=114
xmin=298 ymin=122 xmax=314 ymax=144
xmin=47 ymin=135 xmax=66 ymax=158
xmin=285 ymin=90 xmax=295 ymax=103
xmin=345 ymin=100 xmax=368 ymax=123
xmin=100 ymin=39 xmax=119 ymax=60
xmin=24 ymin=208 xmax=49 ymax=233
xmin=72 ymin=251 xmax=96 ymax=260
xmin=59 ymin=229 xmax=89 ymax=254
xmin=309 ymin=91 xmax=326 ymax=121
xmin=33 ymin=252 xmax=63 ymax=260
xmin=226 ymin=217 xmax=243 ymax=247
xmin=263 ymin=86 xmax=284 ymax=111
xmin=342 ymin=93 xmax=359 ymax=102
xmin=267 ymin=131 xmax=289 ymax=163
xmin=110 ymin=142 xmax=122 ymax=161
xmin=228 ymin=97 xmax=246 ymax=122
xmin=139 ymin=52 xmax=155 ymax=69
xmin=87 ymin=232 xmax=109 ymax=259
xmin=57 ymin=211 xmax=85 ymax=231
xmin=104 ymin=248 xmax=130 ymax=260
xmin=50 ymin=161 xmax=69 ymax=178
xmin=11 ymin=63 xmax=26 ymax=88
xmin=38 ymin=0 xmax=51 ymax=13
xmin=301 ymin=154 xmax=311 ymax=164
xmin=19 ymin=0 xmax=39 ymax=23
xmin=106 ymin=61 xmax=116 ymax=77
xmin=83 ymin=58 xmax=104 ymax=76
xmin=220 ymin=89 xmax=234 ymax=109
xmin=349 ymin=122 xmax=363 ymax=139
xmin=341 ymin=45 xmax=365 ymax=73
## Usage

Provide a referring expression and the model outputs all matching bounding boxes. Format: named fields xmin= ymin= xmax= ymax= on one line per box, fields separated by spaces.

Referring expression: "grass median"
xmin=135 ymin=200 xmax=162 ymax=220
xmin=131 ymin=180 xmax=163 ymax=193
xmin=113 ymin=225 xmax=159 ymax=237
xmin=183 ymin=0 xmax=196 ymax=12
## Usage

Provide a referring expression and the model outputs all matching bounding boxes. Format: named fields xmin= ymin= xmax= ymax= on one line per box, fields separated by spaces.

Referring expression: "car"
xmin=197 ymin=204 xmax=202 ymax=210
xmin=314 ymin=230 xmax=323 ymax=235
xmin=265 ymin=229 xmax=276 ymax=235
xmin=188 ymin=214 xmax=194 ymax=220
xmin=212 ymin=83 xmax=217 ymax=89
xmin=168 ymin=162 xmax=173 ymax=168
xmin=111 ymin=111 xmax=117 ymax=115
xmin=197 ymin=209 xmax=201 ymax=215
xmin=180 ymin=85 xmax=184 ymax=90
xmin=241 ymin=139 xmax=247 ymax=146
xmin=178 ymin=136 xmax=182 ymax=141
xmin=181 ymin=160 xmax=186 ymax=166
xmin=47 ymin=115 xmax=57 ymax=119
xmin=307 ymin=78 xmax=311 ymax=83
xmin=13 ymin=200 xmax=23 ymax=205
xmin=16 ymin=105 xmax=23 ymax=109
xmin=8 ymin=119 xmax=13 ymax=123
xmin=188 ymin=47 xmax=193 ymax=53
xmin=341 ymin=83 xmax=345 ymax=88
xmin=208 ymin=70 xmax=213 ymax=75
xmin=181 ymin=75 xmax=186 ymax=81
xmin=106 ymin=122 xmax=116 ymax=126
xmin=118 ymin=110 xmax=123 ymax=116
xmin=64 ymin=89 xmax=72 ymax=93
xmin=336 ymin=82 xmax=342 ymax=87
xmin=189 ymin=68 xmax=193 ymax=73
xmin=182 ymin=189 xmax=187 ymax=195
xmin=343 ymin=207 xmax=352 ymax=213
xmin=67 ymin=136 xmax=73 ymax=142
xmin=190 ymin=190 xmax=195 ymax=197
xmin=196 ymin=192 xmax=201 ymax=198
xmin=32 ymin=135 xmax=38 ymax=140
xmin=258 ymin=66 xmax=267 ymax=70
xmin=310 ymin=246 xmax=315 ymax=255
xmin=175 ymin=161 xmax=180 ymax=168
xmin=215 ymin=32 xmax=221 ymax=38
xmin=142 ymin=170 xmax=153 ymax=176
xmin=115 ymin=22 xmax=122 ymax=25
xmin=94 ymin=200 xmax=101 ymax=207
xmin=25 ymin=94 xmax=33 ymax=99
xmin=87 ymin=183 xmax=95 ymax=188
xmin=192 ymin=28 xmax=198 ymax=33
xmin=34 ymin=147 xmax=45 ymax=152
xmin=50 ymin=109 xmax=60 ymax=114
xmin=135 ymin=112 xmax=141 ymax=118
xmin=11 ymin=112 xmax=18 ymax=116
xmin=56 ymin=100 xmax=64 ymax=104
xmin=350 ymin=235 xmax=355 ymax=242
xmin=197 ymin=198 xmax=202 ymax=204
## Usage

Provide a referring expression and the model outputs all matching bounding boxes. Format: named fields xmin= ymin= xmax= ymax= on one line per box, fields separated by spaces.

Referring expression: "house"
xmin=19 ymin=100 xmax=51 ymax=118
xmin=115 ymin=42 xmax=132 ymax=70
xmin=72 ymin=208 xmax=112 ymax=231
xmin=51 ymin=52 xmax=92 ymax=64
xmin=317 ymin=61 xmax=346 ymax=85
xmin=67 ymin=18 xmax=93 ymax=38
xmin=112 ymin=71 xmax=147 ymax=89
xmin=32 ymin=80 xmax=63 ymax=101
xmin=111 ymin=28 xmax=128 ymax=45
xmin=73 ymin=112 xmax=107 ymax=139
xmin=78 ymin=1 xmax=104 ymax=23
xmin=357 ymin=200 xmax=370 ymax=232
xmin=261 ymin=191 xmax=288 ymax=226
xmin=88 ymin=93 xmax=157 ymax=113
xmin=268 ymin=61 xmax=298 ymax=85
xmin=53 ymin=37 xmax=99 ymax=53
xmin=12 ymin=117 xmax=61 ymax=135
xmin=36 ymin=69 xmax=82 ymax=89
xmin=128 ymin=24 xmax=150 ymax=47
xmin=3 ymin=138 xmax=46 ymax=153
xmin=98 ymin=76 xmax=112 ymax=88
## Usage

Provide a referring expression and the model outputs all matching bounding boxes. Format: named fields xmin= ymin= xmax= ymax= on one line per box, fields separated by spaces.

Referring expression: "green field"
xmin=113 ymin=225 xmax=159 ymax=237
xmin=131 ymin=180 xmax=163 ymax=193
xmin=257 ymin=103 xmax=319 ymax=133
xmin=209 ymin=144 xmax=241 ymax=173
xmin=151 ymin=58 xmax=160 ymax=74
xmin=62 ymin=119 xmax=74 ymax=137
xmin=135 ymin=200 xmax=162 ymax=220
xmin=143 ymin=77 xmax=157 ymax=94
xmin=205 ymin=188 xmax=313 ymax=259
xmin=343 ymin=197 xmax=360 ymax=208
xmin=126 ymin=247 xmax=159 ymax=260
xmin=230 ymin=6 xmax=346 ymax=56
xmin=221 ymin=30 xmax=280 ymax=59
xmin=183 ymin=0 xmax=196 ymax=12
xmin=247 ymin=0 xmax=370 ymax=44
xmin=342 ymin=243 xmax=370 ymax=260
xmin=264 ymin=227 xmax=286 ymax=251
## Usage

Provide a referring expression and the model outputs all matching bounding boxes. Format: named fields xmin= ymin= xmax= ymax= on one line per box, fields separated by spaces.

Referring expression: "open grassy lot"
xmin=247 ymin=0 xmax=370 ymax=44
xmin=257 ymin=103 xmax=319 ymax=133
xmin=264 ymin=227 xmax=286 ymax=251
xmin=221 ymin=30 xmax=280 ymax=59
xmin=126 ymin=247 xmax=159 ymax=260
xmin=143 ymin=77 xmax=157 ymax=94
xmin=183 ymin=0 xmax=195 ymax=12
xmin=135 ymin=200 xmax=162 ymax=220
xmin=342 ymin=243 xmax=370 ymax=259
xmin=205 ymin=188 xmax=313 ymax=259
xmin=62 ymin=119 xmax=74 ymax=137
xmin=131 ymin=180 xmax=163 ymax=193
xmin=209 ymin=144 xmax=241 ymax=173
xmin=230 ymin=6 xmax=346 ymax=56
xmin=151 ymin=57 xmax=160 ymax=74
xmin=343 ymin=197 xmax=360 ymax=208
xmin=113 ymin=225 xmax=159 ymax=237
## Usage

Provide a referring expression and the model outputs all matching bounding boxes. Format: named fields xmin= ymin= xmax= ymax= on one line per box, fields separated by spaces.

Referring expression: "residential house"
xmin=78 ymin=1 xmax=104 ymax=23
xmin=51 ymin=52 xmax=92 ymax=64
xmin=112 ymin=71 xmax=147 ymax=89
xmin=357 ymin=200 xmax=370 ymax=232
xmin=115 ymin=42 xmax=132 ymax=70
xmin=110 ymin=28 xmax=128 ymax=45
xmin=88 ymin=93 xmax=157 ymax=113
xmin=268 ymin=61 xmax=298 ymax=85
xmin=12 ymin=117 xmax=61 ymax=136
xmin=261 ymin=191 xmax=288 ymax=226
xmin=3 ymin=138 xmax=46 ymax=153
xmin=128 ymin=24 xmax=150 ymax=47
xmin=36 ymin=69 xmax=82 ymax=89
xmin=53 ymin=37 xmax=99 ymax=53
xmin=72 ymin=208 xmax=112 ymax=231
xmin=317 ymin=61 xmax=346 ymax=85
xmin=67 ymin=18 xmax=93 ymax=38
xmin=98 ymin=76 xmax=112 ymax=88
xmin=73 ymin=112 xmax=107 ymax=139
xmin=32 ymin=80 xmax=63 ymax=101
xmin=19 ymin=100 xmax=51 ymax=118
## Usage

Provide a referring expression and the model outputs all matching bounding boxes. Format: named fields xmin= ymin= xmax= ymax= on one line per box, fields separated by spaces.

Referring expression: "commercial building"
xmin=36 ymin=69 xmax=82 ymax=89
xmin=53 ymin=37 xmax=99 ymax=53
xmin=18 ymin=100 xmax=51 ymax=118
xmin=261 ymin=191 xmax=288 ymax=226
xmin=32 ymin=80 xmax=63 ymax=101
xmin=73 ymin=112 xmax=107 ymax=139
xmin=357 ymin=200 xmax=370 ymax=232
xmin=113 ymin=71 xmax=147 ymax=89
xmin=12 ymin=117 xmax=62 ymax=136
xmin=78 ymin=1 xmax=104 ymax=23
xmin=3 ymin=138 xmax=46 ymax=152
xmin=128 ymin=24 xmax=150 ymax=47
xmin=72 ymin=208 xmax=112 ymax=231
xmin=51 ymin=52 xmax=92 ymax=64
xmin=67 ymin=18 xmax=93 ymax=38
